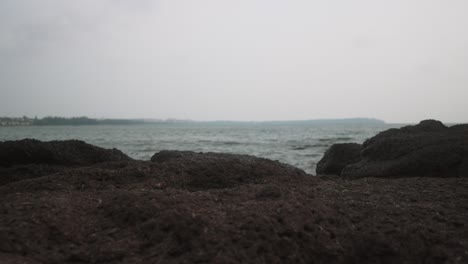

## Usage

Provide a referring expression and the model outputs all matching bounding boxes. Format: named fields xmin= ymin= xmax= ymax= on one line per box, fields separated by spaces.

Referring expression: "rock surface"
xmin=0 ymin=139 xmax=131 ymax=167
xmin=1 ymin=139 xmax=468 ymax=263
xmin=316 ymin=143 xmax=362 ymax=175
xmin=150 ymin=150 xmax=307 ymax=191
xmin=0 ymin=139 xmax=132 ymax=185
xmin=341 ymin=120 xmax=468 ymax=178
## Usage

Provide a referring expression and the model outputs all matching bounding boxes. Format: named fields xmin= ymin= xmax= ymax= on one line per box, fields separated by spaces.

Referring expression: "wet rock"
xmin=316 ymin=143 xmax=362 ymax=175
xmin=341 ymin=120 xmax=468 ymax=178
xmin=0 ymin=139 xmax=132 ymax=167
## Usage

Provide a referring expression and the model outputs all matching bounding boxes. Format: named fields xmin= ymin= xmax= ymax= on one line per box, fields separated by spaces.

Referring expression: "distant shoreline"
xmin=0 ymin=116 xmax=385 ymax=127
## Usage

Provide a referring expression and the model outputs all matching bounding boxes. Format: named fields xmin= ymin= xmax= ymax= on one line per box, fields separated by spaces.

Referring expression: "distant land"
xmin=0 ymin=117 xmax=146 ymax=126
xmin=0 ymin=116 xmax=385 ymax=127
xmin=208 ymin=118 xmax=386 ymax=125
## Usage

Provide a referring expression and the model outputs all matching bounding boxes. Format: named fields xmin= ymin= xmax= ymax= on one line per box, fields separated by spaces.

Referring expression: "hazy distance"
xmin=1 ymin=0 xmax=467 ymax=123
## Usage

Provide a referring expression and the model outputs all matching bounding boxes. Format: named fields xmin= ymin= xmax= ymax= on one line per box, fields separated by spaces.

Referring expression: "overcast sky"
xmin=1 ymin=0 xmax=467 ymax=123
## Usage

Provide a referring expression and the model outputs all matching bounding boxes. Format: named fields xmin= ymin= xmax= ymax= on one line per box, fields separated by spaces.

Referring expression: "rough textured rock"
xmin=1 ymin=140 xmax=468 ymax=263
xmin=0 ymin=139 xmax=132 ymax=167
xmin=316 ymin=143 xmax=362 ymax=175
xmin=150 ymin=150 xmax=308 ymax=191
xmin=341 ymin=120 xmax=468 ymax=178
xmin=1 ymin=153 xmax=468 ymax=263
xmin=151 ymin=150 xmax=199 ymax=163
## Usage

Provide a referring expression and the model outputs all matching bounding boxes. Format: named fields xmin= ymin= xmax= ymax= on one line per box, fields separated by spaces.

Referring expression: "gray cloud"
xmin=1 ymin=0 xmax=467 ymax=123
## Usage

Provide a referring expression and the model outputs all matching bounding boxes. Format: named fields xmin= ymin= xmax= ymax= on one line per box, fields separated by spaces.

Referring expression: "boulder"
xmin=151 ymin=150 xmax=199 ymax=163
xmin=316 ymin=143 xmax=362 ymax=175
xmin=151 ymin=150 xmax=307 ymax=190
xmin=0 ymin=139 xmax=132 ymax=167
xmin=2 ymin=141 xmax=468 ymax=263
xmin=341 ymin=120 xmax=468 ymax=178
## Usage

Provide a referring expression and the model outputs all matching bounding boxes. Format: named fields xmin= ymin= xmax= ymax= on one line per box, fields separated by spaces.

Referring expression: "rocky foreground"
xmin=1 ymin=121 xmax=468 ymax=263
xmin=316 ymin=120 xmax=468 ymax=178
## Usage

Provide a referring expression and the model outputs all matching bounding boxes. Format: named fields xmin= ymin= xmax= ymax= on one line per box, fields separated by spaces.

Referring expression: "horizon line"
xmin=2 ymin=115 xmax=468 ymax=124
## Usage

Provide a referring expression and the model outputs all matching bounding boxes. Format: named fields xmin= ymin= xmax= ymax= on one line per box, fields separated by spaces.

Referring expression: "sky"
xmin=0 ymin=0 xmax=467 ymax=123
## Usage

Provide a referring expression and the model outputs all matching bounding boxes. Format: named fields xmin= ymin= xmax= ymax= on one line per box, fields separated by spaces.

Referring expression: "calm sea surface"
xmin=0 ymin=123 xmax=399 ymax=174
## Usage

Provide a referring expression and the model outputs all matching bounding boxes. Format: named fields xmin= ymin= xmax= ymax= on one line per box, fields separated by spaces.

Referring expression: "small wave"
xmin=310 ymin=144 xmax=330 ymax=148
xmin=318 ymin=137 xmax=353 ymax=142
xmin=302 ymin=153 xmax=323 ymax=157
xmin=141 ymin=148 xmax=157 ymax=153
xmin=197 ymin=140 xmax=243 ymax=145
xmin=158 ymin=140 xmax=175 ymax=144
xmin=222 ymin=141 xmax=242 ymax=145
xmin=291 ymin=143 xmax=332 ymax=150
xmin=291 ymin=144 xmax=313 ymax=150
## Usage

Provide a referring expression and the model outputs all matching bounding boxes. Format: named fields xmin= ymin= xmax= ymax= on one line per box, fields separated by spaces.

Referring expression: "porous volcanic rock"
xmin=341 ymin=120 xmax=468 ymax=178
xmin=316 ymin=143 xmax=362 ymax=175
xmin=0 ymin=139 xmax=131 ymax=167
xmin=150 ymin=150 xmax=308 ymax=191
xmin=1 ymin=141 xmax=468 ymax=263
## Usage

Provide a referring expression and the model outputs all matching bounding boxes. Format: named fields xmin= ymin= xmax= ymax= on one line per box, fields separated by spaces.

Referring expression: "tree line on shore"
xmin=0 ymin=116 xmax=145 ymax=126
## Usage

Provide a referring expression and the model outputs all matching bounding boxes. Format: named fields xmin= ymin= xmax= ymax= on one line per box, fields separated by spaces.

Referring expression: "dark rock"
xmin=1 ymin=140 xmax=468 ymax=263
xmin=341 ymin=120 xmax=468 ymax=178
xmin=151 ymin=150 xmax=198 ymax=163
xmin=450 ymin=123 xmax=468 ymax=131
xmin=0 ymin=139 xmax=132 ymax=167
xmin=255 ymin=185 xmax=282 ymax=199
xmin=151 ymin=150 xmax=308 ymax=191
xmin=0 ymin=164 xmax=67 ymax=186
xmin=316 ymin=143 xmax=362 ymax=175
xmin=0 ymin=139 xmax=132 ymax=185
xmin=403 ymin=119 xmax=447 ymax=132
xmin=1 ymin=150 xmax=309 ymax=192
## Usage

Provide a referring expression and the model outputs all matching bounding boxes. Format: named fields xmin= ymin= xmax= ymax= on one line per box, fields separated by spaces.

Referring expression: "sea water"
xmin=0 ymin=123 xmax=398 ymax=174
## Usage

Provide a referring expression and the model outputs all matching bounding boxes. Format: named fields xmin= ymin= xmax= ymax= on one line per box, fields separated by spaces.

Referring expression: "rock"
xmin=0 ymin=139 xmax=133 ymax=186
xmin=403 ymin=119 xmax=447 ymax=132
xmin=2 ymin=150 xmax=310 ymax=192
xmin=2 ymin=148 xmax=468 ymax=262
xmin=316 ymin=143 xmax=362 ymax=175
xmin=151 ymin=150 xmax=198 ymax=163
xmin=450 ymin=124 xmax=468 ymax=131
xmin=151 ymin=150 xmax=308 ymax=191
xmin=341 ymin=120 xmax=468 ymax=178
xmin=255 ymin=185 xmax=282 ymax=199
xmin=1 ymin=141 xmax=468 ymax=263
xmin=0 ymin=139 xmax=132 ymax=167
xmin=0 ymin=164 xmax=67 ymax=186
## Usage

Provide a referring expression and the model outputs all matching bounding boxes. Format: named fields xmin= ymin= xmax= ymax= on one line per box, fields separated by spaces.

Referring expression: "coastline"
xmin=1 ymin=120 xmax=467 ymax=263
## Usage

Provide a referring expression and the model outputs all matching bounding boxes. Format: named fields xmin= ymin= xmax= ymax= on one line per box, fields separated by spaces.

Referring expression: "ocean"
xmin=0 ymin=123 xmax=398 ymax=174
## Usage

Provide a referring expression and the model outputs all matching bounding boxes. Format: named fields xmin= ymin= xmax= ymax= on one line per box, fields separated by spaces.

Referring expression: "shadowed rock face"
xmin=316 ymin=143 xmax=362 ymax=175
xmin=0 ymin=139 xmax=132 ymax=167
xmin=340 ymin=120 xmax=468 ymax=178
xmin=0 ymin=139 xmax=133 ymax=186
